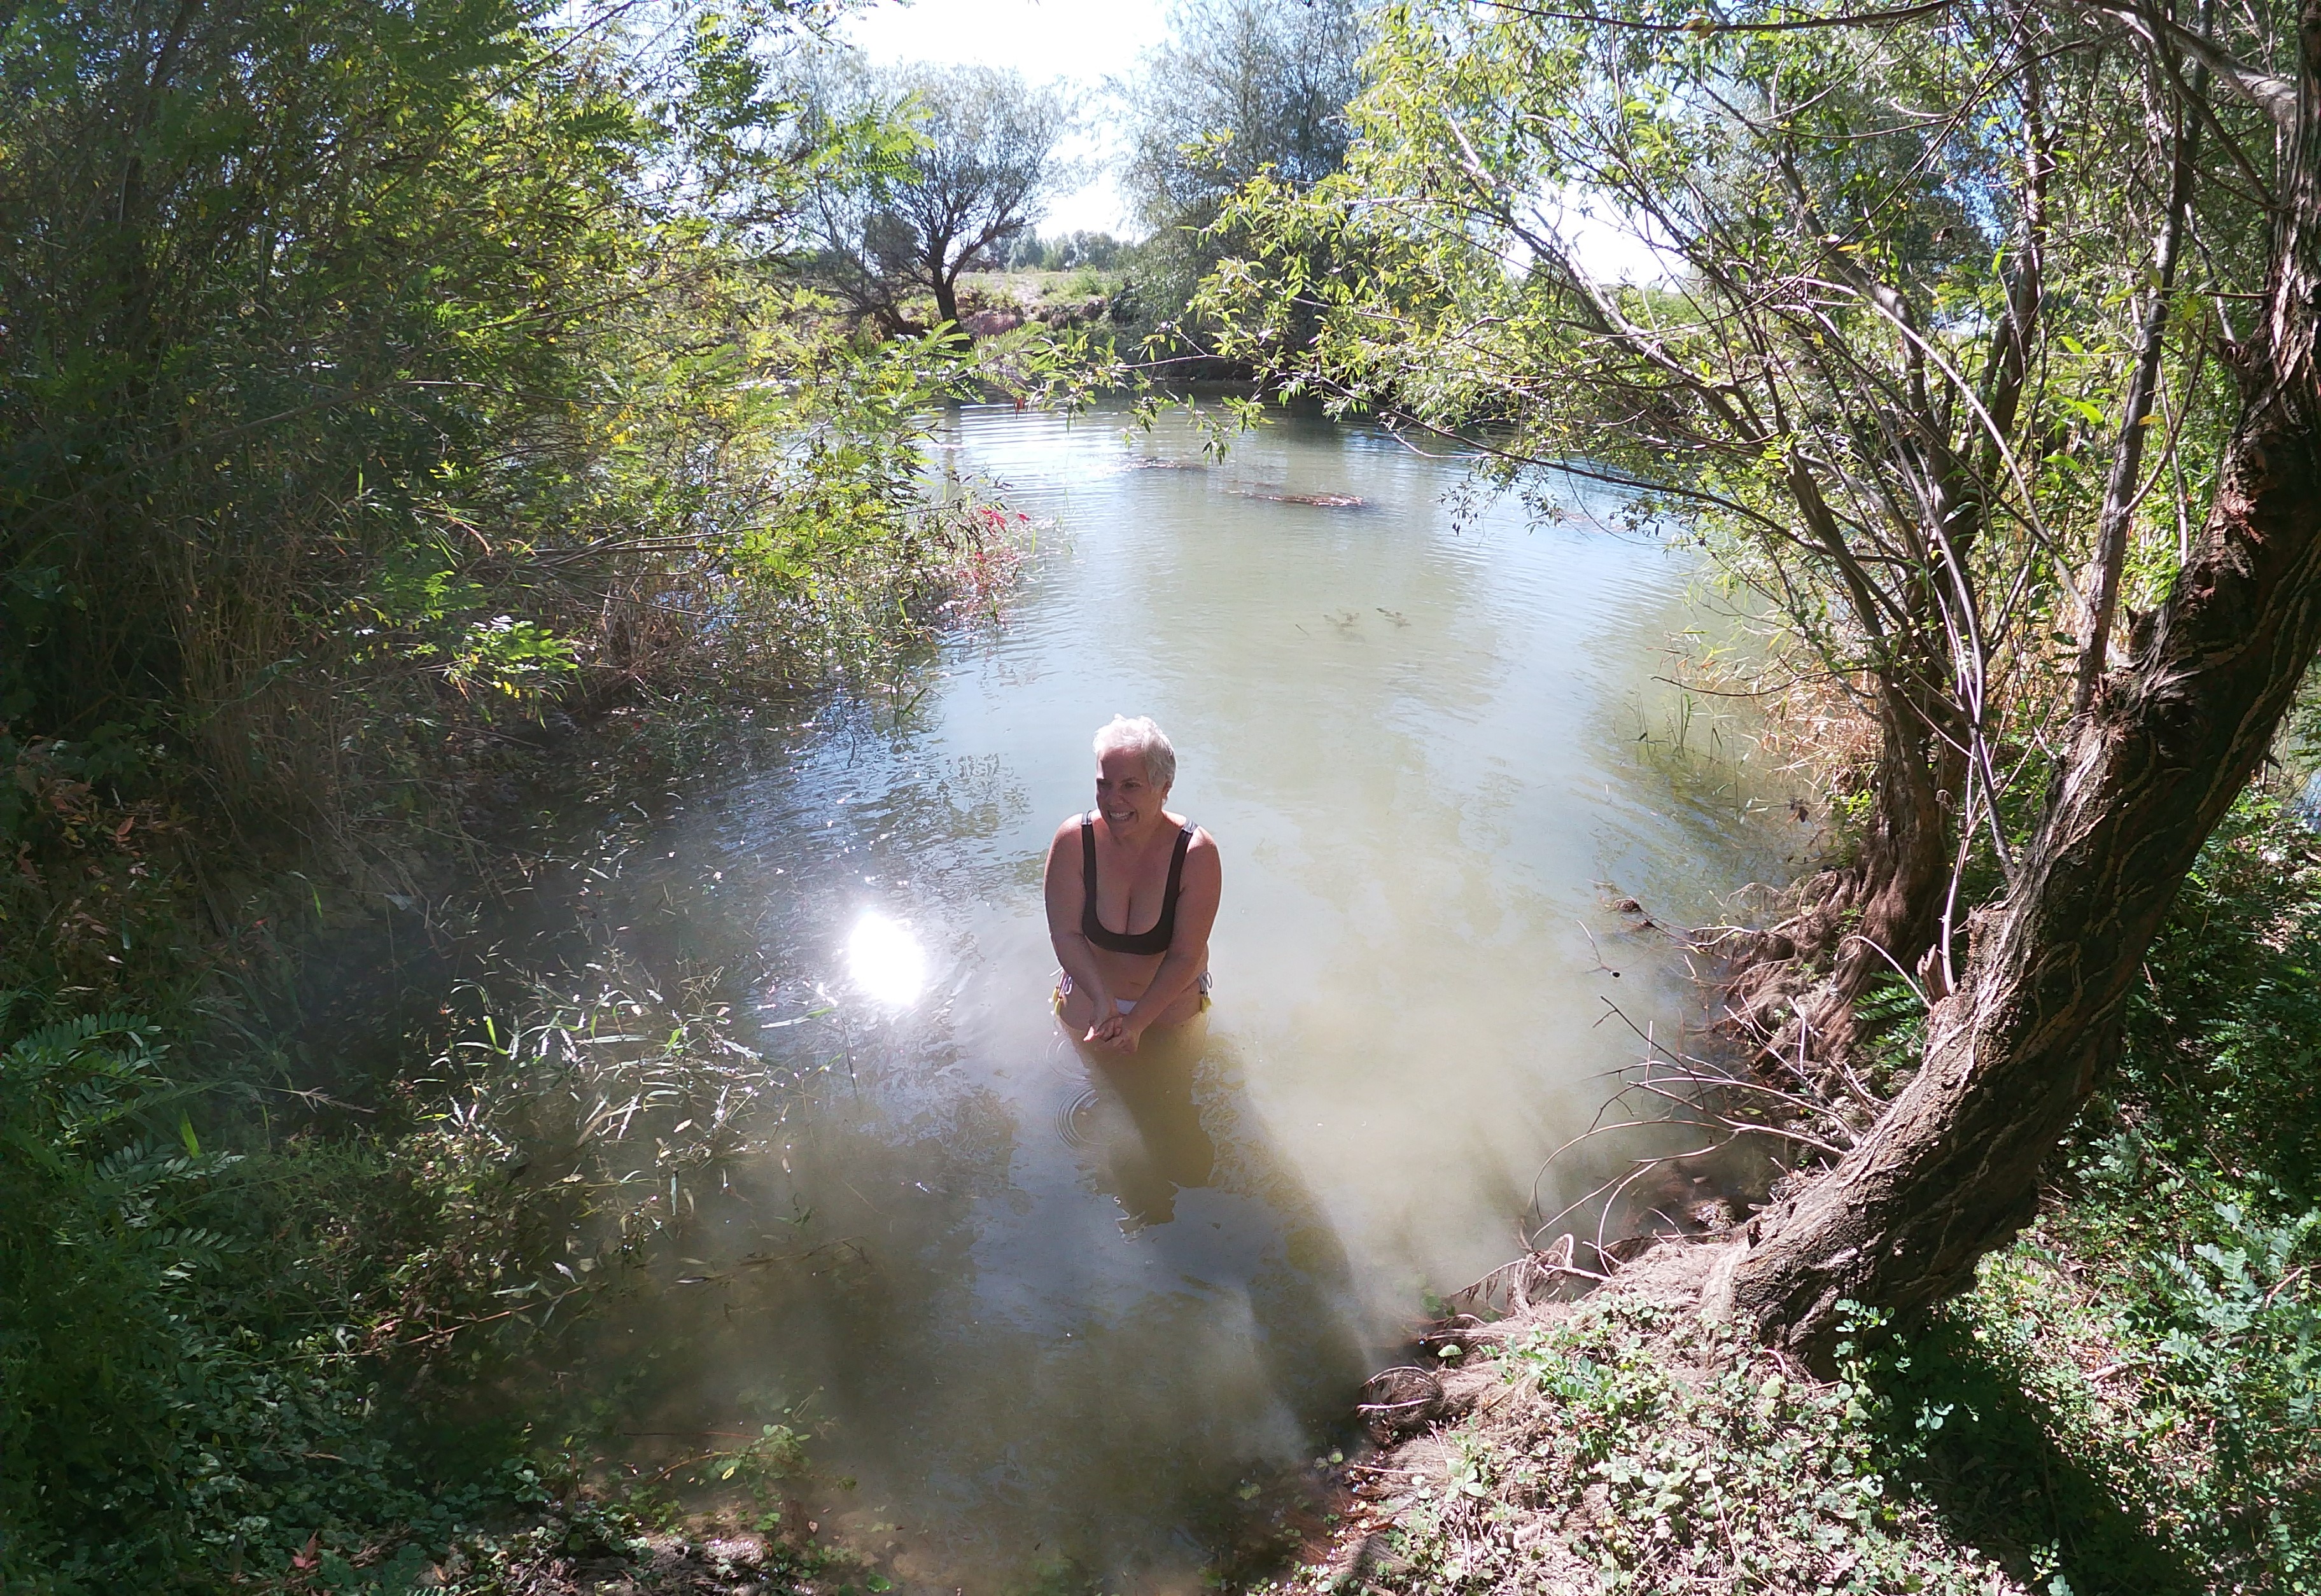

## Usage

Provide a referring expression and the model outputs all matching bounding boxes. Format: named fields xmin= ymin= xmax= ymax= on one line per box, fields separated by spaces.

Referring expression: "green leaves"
xmin=1396 ymin=1305 xmax=2014 ymax=1591
xmin=0 ymin=0 xmax=1017 ymax=1581
xmin=443 ymin=615 xmax=578 ymax=706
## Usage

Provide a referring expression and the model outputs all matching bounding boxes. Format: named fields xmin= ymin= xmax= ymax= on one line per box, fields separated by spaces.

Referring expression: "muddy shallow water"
xmin=509 ymin=406 xmax=1804 ymax=1591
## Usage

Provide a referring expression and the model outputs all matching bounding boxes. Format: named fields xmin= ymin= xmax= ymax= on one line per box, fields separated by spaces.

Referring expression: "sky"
xmin=835 ymin=0 xmax=1671 ymax=278
xmin=839 ymin=0 xmax=1174 ymax=236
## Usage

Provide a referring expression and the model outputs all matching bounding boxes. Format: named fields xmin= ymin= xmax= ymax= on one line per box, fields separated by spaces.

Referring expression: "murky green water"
xmin=521 ymin=406 xmax=1802 ymax=1590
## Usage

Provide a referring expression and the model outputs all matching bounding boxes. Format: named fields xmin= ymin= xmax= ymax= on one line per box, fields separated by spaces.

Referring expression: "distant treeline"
xmin=1002 ymin=231 xmax=1126 ymax=272
xmin=783 ymin=0 xmax=1366 ymax=341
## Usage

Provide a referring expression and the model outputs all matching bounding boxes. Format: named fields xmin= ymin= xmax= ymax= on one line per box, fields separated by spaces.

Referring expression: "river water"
xmin=518 ymin=405 xmax=1802 ymax=1591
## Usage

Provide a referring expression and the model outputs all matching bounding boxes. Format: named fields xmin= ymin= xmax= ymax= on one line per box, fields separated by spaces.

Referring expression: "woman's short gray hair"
xmin=1093 ymin=715 xmax=1176 ymax=788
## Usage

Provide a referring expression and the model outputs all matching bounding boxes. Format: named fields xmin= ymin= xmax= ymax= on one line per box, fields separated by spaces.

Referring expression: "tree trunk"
xmin=932 ymin=270 xmax=960 ymax=328
xmin=1802 ymin=683 xmax=1965 ymax=1053
xmin=1725 ymin=222 xmax=2321 ymax=1368
xmin=1747 ymin=468 xmax=1967 ymax=1063
xmin=1723 ymin=4 xmax=2321 ymax=1352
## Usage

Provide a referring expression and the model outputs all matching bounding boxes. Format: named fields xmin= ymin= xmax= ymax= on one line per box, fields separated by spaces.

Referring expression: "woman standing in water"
xmin=1045 ymin=715 xmax=1220 ymax=1051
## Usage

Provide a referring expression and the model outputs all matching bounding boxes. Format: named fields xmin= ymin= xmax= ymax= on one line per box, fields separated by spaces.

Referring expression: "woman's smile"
xmin=1046 ymin=717 xmax=1222 ymax=1052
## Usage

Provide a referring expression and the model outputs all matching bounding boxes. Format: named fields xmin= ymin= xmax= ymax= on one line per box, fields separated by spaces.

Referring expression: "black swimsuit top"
xmin=1081 ymin=813 xmax=1194 ymax=955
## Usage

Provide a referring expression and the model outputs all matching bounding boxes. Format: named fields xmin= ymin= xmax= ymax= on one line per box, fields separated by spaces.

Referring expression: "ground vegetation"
xmin=0 ymin=0 xmax=1026 ymax=1585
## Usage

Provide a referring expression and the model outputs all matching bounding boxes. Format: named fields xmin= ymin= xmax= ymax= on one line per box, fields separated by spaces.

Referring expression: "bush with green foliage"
xmin=0 ymin=0 xmax=1030 ymax=1586
xmin=0 ymin=0 xmax=1003 ymax=871
xmin=0 ymin=1005 xmax=500 ymax=1588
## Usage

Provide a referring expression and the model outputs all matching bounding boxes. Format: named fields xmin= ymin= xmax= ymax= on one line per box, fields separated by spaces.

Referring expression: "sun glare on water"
xmin=846 ymin=910 xmax=929 ymax=1007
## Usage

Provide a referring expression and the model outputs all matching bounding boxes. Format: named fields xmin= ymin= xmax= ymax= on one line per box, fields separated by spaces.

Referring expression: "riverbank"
xmin=1270 ymin=788 xmax=2321 ymax=1595
xmin=0 ymin=707 xmax=901 ymax=1593
xmin=0 ymin=524 xmax=1028 ymax=1594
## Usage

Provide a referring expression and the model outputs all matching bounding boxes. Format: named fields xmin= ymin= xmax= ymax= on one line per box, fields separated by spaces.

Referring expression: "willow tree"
xmin=1201 ymin=0 xmax=2321 ymax=1348
xmin=800 ymin=62 xmax=1076 ymax=329
xmin=1730 ymin=0 xmax=2321 ymax=1351
xmin=1120 ymin=0 xmax=1370 ymax=326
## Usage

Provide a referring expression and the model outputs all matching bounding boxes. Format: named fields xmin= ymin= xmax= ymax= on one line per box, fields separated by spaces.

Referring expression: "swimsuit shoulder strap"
xmin=1161 ymin=822 xmax=1193 ymax=913
xmin=1080 ymin=813 xmax=1105 ymax=941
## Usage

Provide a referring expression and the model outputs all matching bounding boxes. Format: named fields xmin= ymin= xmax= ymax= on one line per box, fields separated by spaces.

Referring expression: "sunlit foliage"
xmin=0 ymin=0 xmax=999 ymax=869
xmin=1195 ymin=0 xmax=2290 ymax=1034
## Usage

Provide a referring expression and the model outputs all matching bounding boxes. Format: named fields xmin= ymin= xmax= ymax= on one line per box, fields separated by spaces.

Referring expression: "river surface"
xmin=514 ymin=406 xmax=1803 ymax=1592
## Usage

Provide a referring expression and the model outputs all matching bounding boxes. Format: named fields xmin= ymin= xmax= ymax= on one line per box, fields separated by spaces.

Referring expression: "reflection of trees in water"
xmin=1075 ymin=1018 xmax=1370 ymax=1434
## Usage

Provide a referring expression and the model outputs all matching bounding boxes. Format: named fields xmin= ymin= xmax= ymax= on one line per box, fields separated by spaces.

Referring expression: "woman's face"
xmin=1095 ymin=747 xmax=1168 ymax=833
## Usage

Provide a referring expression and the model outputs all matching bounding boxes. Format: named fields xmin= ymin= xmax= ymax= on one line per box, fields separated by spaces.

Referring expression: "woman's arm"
xmin=1043 ymin=818 xmax=1116 ymax=1036
xmin=1115 ymin=830 xmax=1221 ymax=1049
